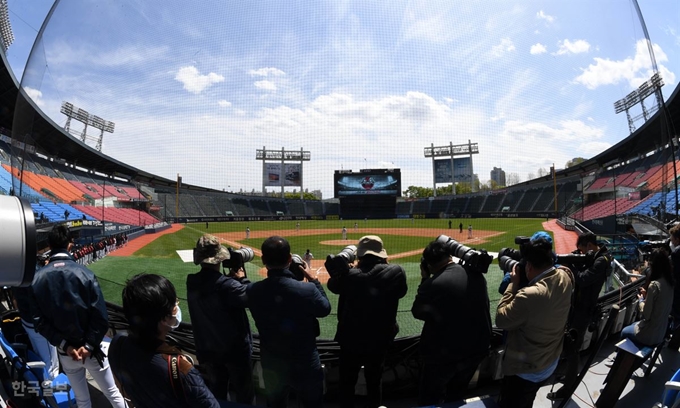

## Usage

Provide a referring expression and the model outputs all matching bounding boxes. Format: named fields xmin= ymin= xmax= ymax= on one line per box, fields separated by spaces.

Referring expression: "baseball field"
xmin=89 ymin=218 xmax=550 ymax=339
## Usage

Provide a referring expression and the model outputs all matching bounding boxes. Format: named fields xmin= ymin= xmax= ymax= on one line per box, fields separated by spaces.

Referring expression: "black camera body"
xmin=325 ymin=245 xmax=357 ymax=278
xmin=497 ymin=236 xmax=536 ymax=287
xmin=555 ymin=250 xmax=596 ymax=270
xmin=435 ymin=235 xmax=493 ymax=274
xmin=222 ymin=247 xmax=255 ymax=271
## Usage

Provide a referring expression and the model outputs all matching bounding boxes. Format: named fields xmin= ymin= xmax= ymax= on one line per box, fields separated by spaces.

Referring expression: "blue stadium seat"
xmin=659 ymin=368 xmax=680 ymax=408
xmin=0 ymin=329 xmax=76 ymax=407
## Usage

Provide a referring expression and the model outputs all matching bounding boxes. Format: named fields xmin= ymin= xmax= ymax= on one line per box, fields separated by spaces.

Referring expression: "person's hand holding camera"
xmin=229 ymin=267 xmax=246 ymax=279
xmin=325 ymin=255 xmax=350 ymax=278
xmin=299 ymin=261 xmax=316 ymax=282
xmin=510 ymin=264 xmax=521 ymax=287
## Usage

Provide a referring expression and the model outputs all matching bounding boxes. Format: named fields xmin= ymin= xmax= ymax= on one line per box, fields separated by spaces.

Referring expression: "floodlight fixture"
xmin=60 ymin=101 xmax=115 ymax=151
xmin=0 ymin=0 xmax=14 ymax=51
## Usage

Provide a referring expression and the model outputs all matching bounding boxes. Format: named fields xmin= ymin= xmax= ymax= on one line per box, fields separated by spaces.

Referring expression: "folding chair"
xmin=0 ymin=329 xmax=76 ymax=407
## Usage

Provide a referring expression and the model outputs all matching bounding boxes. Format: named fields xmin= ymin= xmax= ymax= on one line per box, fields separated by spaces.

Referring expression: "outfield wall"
xmin=173 ymin=211 xmax=559 ymax=224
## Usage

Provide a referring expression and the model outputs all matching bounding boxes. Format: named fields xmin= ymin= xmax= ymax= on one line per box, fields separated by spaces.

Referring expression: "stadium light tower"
xmin=0 ymin=0 xmax=14 ymax=52
xmin=60 ymin=101 xmax=115 ymax=152
xmin=614 ymin=73 xmax=664 ymax=134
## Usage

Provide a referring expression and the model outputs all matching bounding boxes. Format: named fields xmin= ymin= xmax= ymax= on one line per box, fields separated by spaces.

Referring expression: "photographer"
xmin=248 ymin=236 xmax=331 ymax=408
xmin=495 ymin=238 xmax=573 ymax=408
xmin=548 ymin=232 xmax=612 ymax=400
xmin=411 ymin=239 xmax=491 ymax=405
xmin=186 ymin=234 xmax=254 ymax=404
xmin=326 ymin=235 xmax=407 ymax=408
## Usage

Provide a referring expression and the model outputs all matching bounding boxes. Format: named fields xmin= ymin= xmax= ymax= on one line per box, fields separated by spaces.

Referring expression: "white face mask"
xmin=166 ymin=303 xmax=182 ymax=330
xmin=671 ymin=242 xmax=677 ymax=252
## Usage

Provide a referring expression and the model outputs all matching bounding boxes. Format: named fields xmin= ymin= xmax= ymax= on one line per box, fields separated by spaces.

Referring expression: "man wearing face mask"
xmin=110 ymin=274 xmax=220 ymax=408
xmin=29 ymin=225 xmax=127 ymax=408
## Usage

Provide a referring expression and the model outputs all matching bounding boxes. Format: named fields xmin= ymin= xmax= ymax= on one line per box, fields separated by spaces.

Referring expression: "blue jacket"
xmin=109 ymin=334 xmax=220 ymax=408
xmin=186 ymin=268 xmax=252 ymax=363
xmin=247 ymin=269 xmax=331 ymax=359
xmin=30 ymin=251 xmax=108 ymax=351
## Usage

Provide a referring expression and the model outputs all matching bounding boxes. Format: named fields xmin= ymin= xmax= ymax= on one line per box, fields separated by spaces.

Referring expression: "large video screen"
xmin=334 ymin=169 xmax=401 ymax=197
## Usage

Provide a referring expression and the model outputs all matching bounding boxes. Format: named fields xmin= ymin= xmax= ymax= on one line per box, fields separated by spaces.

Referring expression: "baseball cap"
xmin=356 ymin=235 xmax=388 ymax=259
xmin=193 ymin=234 xmax=230 ymax=265
xmin=530 ymin=231 xmax=553 ymax=245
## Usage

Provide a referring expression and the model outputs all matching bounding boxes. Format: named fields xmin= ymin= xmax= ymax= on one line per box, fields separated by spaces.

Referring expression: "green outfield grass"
xmin=90 ymin=218 xmax=547 ymax=339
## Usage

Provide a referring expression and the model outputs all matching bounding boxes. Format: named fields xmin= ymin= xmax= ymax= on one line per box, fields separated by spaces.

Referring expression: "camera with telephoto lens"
xmin=327 ymin=245 xmax=357 ymax=264
xmin=0 ymin=195 xmax=37 ymax=286
xmin=325 ymin=245 xmax=357 ymax=278
xmin=497 ymin=236 xmax=534 ymax=287
xmin=435 ymin=235 xmax=493 ymax=274
xmin=555 ymin=250 xmax=596 ymax=269
xmin=223 ymin=247 xmax=255 ymax=270
xmin=290 ymin=253 xmax=306 ymax=281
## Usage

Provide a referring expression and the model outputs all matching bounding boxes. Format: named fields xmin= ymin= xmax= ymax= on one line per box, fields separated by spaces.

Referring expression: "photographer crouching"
xmin=325 ymin=236 xmax=407 ymax=408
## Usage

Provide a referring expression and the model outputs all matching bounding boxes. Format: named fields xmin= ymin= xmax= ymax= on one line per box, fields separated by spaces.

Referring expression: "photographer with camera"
xmin=248 ymin=236 xmax=331 ymax=408
xmin=186 ymin=234 xmax=254 ymax=404
xmin=548 ymin=232 xmax=612 ymax=400
xmin=29 ymin=225 xmax=127 ymax=408
xmin=326 ymin=235 xmax=407 ymax=408
xmin=495 ymin=237 xmax=573 ymax=408
xmin=411 ymin=238 xmax=491 ymax=405
xmin=497 ymin=231 xmax=554 ymax=294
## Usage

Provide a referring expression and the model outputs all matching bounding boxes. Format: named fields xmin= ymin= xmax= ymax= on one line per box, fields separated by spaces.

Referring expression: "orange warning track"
xmin=108 ymin=224 xmax=185 ymax=257
xmin=542 ymin=219 xmax=579 ymax=254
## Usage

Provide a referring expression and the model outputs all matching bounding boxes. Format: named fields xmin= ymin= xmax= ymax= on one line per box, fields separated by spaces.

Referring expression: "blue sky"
xmin=5 ymin=0 xmax=680 ymax=198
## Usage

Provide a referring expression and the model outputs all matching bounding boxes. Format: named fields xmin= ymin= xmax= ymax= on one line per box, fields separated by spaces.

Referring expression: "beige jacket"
xmin=496 ymin=266 xmax=574 ymax=376
xmin=635 ymin=277 xmax=673 ymax=346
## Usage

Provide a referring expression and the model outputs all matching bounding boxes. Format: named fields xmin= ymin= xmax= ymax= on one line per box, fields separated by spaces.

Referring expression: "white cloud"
xmin=254 ymin=80 xmax=277 ymax=91
xmin=249 ymin=67 xmax=286 ymax=77
xmin=536 ymin=10 xmax=554 ymax=24
xmin=574 ymin=39 xmax=676 ymax=90
xmin=174 ymin=66 xmax=224 ymax=94
xmin=218 ymin=100 xmax=232 ymax=108
xmin=490 ymin=38 xmax=515 ymax=57
xmin=25 ymin=87 xmax=45 ymax=107
xmin=530 ymin=43 xmax=547 ymax=55
xmin=555 ymin=39 xmax=590 ymax=55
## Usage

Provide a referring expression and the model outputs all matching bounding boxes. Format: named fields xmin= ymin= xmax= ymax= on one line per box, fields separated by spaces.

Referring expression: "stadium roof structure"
xmin=0 ymin=50 xmax=183 ymax=188
xmin=558 ymin=83 xmax=680 ymax=178
xmin=0 ymin=48 xmax=678 ymax=190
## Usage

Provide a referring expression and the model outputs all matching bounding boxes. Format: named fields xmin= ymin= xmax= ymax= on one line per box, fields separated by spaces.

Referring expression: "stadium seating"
xmin=0 ymin=327 xmax=77 ymax=407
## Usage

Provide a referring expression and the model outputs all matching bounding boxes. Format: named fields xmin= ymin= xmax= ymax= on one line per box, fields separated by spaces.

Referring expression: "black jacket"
xmin=247 ymin=269 xmax=331 ymax=359
xmin=109 ymin=334 xmax=219 ymax=408
xmin=412 ymin=263 xmax=491 ymax=362
xmin=186 ymin=268 xmax=251 ymax=363
xmin=571 ymin=246 xmax=612 ymax=329
xmin=328 ymin=262 xmax=407 ymax=352
xmin=30 ymin=251 xmax=108 ymax=351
